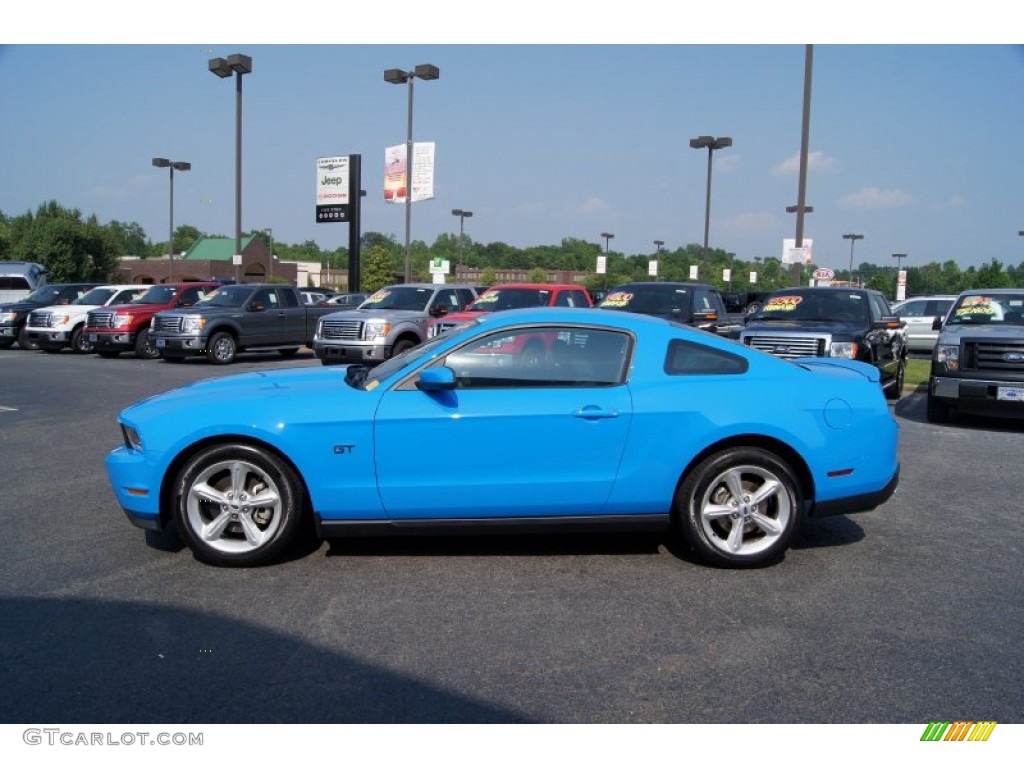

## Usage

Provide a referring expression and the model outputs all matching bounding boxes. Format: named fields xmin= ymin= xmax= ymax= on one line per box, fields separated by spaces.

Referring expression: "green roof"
xmin=182 ymin=234 xmax=258 ymax=261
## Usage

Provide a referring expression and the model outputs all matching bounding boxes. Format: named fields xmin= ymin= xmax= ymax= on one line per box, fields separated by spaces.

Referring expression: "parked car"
xmin=107 ymin=307 xmax=900 ymax=569
xmin=313 ymin=283 xmax=478 ymax=366
xmin=598 ymin=282 xmax=746 ymax=337
xmin=892 ymin=295 xmax=957 ymax=353
xmin=150 ymin=284 xmax=337 ymax=364
xmin=85 ymin=282 xmax=220 ymax=359
xmin=927 ymin=288 xmax=1024 ymax=422
xmin=738 ymin=287 xmax=907 ymax=400
xmin=0 ymin=261 xmax=48 ymax=304
xmin=0 ymin=283 xmax=100 ymax=350
xmin=428 ymin=283 xmax=593 ymax=337
xmin=26 ymin=284 xmax=148 ymax=353
xmin=324 ymin=292 xmax=367 ymax=307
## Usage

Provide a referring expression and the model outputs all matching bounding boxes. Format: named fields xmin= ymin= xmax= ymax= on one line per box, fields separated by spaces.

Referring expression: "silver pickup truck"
xmin=313 ymin=283 xmax=478 ymax=366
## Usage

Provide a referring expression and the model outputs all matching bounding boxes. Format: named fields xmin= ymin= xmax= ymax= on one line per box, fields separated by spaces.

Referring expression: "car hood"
xmin=939 ymin=324 xmax=1023 ymax=341
xmin=0 ymin=299 xmax=49 ymax=311
xmin=324 ymin=308 xmax=428 ymax=320
xmin=122 ymin=367 xmax=364 ymax=424
xmin=743 ymin=319 xmax=865 ymax=334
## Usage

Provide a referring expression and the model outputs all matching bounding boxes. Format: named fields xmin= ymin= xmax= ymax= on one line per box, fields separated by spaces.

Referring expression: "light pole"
xmin=263 ymin=227 xmax=273 ymax=279
xmin=385 ymin=64 xmax=440 ymax=283
xmin=451 ymin=209 xmax=473 ymax=278
xmin=689 ymin=135 xmax=732 ymax=260
xmin=843 ymin=233 xmax=864 ymax=287
xmin=152 ymin=158 xmax=190 ymax=283
xmin=654 ymin=239 xmax=664 ymax=255
xmin=892 ymin=253 xmax=908 ymax=301
xmin=209 ymin=53 xmax=252 ymax=283
xmin=601 ymin=232 xmax=615 ymax=254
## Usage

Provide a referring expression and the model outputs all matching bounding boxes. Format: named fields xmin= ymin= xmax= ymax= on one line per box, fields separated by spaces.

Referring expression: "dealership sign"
xmin=316 ymin=156 xmax=350 ymax=223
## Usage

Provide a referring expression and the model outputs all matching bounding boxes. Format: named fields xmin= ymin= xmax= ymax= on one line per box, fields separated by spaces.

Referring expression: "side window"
xmin=441 ymin=327 xmax=630 ymax=389
xmin=693 ymin=289 xmax=717 ymax=312
xmin=178 ymin=287 xmax=202 ymax=306
xmin=251 ymin=288 xmax=277 ymax=310
xmin=870 ymin=294 xmax=889 ymax=321
xmin=665 ymin=339 xmax=748 ymax=375
xmin=455 ymin=289 xmax=475 ymax=309
xmin=279 ymin=289 xmax=299 ymax=308
xmin=555 ymin=291 xmax=574 ymax=307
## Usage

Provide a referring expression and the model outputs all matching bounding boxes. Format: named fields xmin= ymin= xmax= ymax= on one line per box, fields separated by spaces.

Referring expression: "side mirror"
xmin=248 ymin=302 xmax=265 ymax=312
xmin=416 ymin=366 xmax=457 ymax=391
xmin=932 ymin=317 xmax=943 ymax=331
xmin=429 ymin=305 xmax=449 ymax=318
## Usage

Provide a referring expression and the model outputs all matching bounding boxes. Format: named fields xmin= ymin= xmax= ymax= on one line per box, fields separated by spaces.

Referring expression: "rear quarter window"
xmin=665 ymin=339 xmax=748 ymax=375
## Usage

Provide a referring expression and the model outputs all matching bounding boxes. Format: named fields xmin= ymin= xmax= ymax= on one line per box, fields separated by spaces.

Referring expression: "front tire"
xmin=71 ymin=326 xmax=93 ymax=354
xmin=675 ymin=447 xmax=803 ymax=568
xmin=207 ymin=332 xmax=237 ymax=364
xmin=390 ymin=338 xmax=416 ymax=357
xmin=17 ymin=326 xmax=39 ymax=351
xmin=885 ymin=359 xmax=905 ymax=401
xmin=134 ymin=328 xmax=159 ymax=359
xmin=173 ymin=444 xmax=304 ymax=567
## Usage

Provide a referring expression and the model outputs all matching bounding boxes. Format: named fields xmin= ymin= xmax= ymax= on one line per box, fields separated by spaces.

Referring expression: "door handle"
xmin=573 ymin=406 xmax=620 ymax=420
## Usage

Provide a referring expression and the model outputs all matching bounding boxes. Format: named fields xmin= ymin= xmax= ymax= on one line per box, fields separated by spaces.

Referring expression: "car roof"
xmin=956 ymin=288 xmax=1024 ymax=296
xmin=481 ymin=283 xmax=587 ymax=290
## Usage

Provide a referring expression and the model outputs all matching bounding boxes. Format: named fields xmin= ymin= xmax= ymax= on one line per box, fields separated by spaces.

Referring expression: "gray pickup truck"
xmin=149 ymin=283 xmax=336 ymax=364
xmin=313 ymin=283 xmax=478 ymax=366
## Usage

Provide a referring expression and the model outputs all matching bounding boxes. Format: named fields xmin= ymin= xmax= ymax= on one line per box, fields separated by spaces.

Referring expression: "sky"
xmin=2 ymin=6 xmax=1022 ymax=274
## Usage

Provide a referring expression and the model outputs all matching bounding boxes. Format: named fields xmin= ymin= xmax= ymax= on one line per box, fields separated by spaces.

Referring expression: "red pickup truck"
xmin=84 ymin=282 xmax=220 ymax=359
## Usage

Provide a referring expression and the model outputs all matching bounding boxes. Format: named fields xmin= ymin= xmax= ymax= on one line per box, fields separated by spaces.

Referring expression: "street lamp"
xmin=263 ymin=227 xmax=273 ymax=279
xmin=689 ymin=135 xmax=732 ymax=260
xmin=451 ymin=209 xmax=473 ymax=278
xmin=843 ymin=233 xmax=864 ymax=287
xmin=385 ymin=63 xmax=440 ymax=283
xmin=152 ymin=158 xmax=190 ymax=283
xmin=209 ymin=53 xmax=252 ymax=283
xmin=654 ymin=239 xmax=664 ymax=254
xmin=601 ymin=232 xmax=615 ymax=254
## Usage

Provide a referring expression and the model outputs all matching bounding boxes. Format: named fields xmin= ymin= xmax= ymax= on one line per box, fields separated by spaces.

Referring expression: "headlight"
xmin=182 ymin=316 xmax=206 ymax=333
xmin=363 ymin=319 xmax=391 ymax=341
xmin=935 ymin=343 xmax=960 ymax=371
xmin=113 ymin=313 xmax=132 ymax=329
xmin=829 ymin=341 xmax=857 ymax=359
xmin=316 ymin=319 xmax=324 ymax=338
xmin=120 ymin=423 xmax=143 ymax=451
xmin=52 ymin=313 xmax=71 ymax=326
xmin=0 ymin=312 xmax=16 ymax=323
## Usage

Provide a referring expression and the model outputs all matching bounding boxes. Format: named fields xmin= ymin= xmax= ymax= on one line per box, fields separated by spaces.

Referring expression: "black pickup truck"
xmin=597 ymin=281 xmax=746 ymax=337
xmin=148 ymin=284 xmax=336 ymax=364
xmin=737 ymin=286 xmax=906 ymax=399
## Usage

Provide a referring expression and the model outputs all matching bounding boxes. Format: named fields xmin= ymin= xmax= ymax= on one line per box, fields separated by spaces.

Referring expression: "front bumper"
xmin=152 ymin=334 xmax=205 ymax=355
xmin=89 ymin=331 xmax=138 ymax=350
xmin=314 ymin=341 xmax=389 ymax=363
xmin=931 ymin=375 xmax=1024 ymax=415
xmin=106 ymin=446 xmax=163 ymax=531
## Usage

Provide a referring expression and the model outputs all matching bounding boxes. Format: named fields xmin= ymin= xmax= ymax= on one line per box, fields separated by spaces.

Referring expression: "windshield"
xmin=195 ymin=286 xmax=250 ymax=308
xmin=358 ymin=287 xmax=434 ymax=311
xmin=750 ymin=291 xmax=869 ymax=323
xmin=359 ymin=321 xmax=479 ymax=389
xmin=599 ymin=285 xmax=691 ymax=316
xmin=74 ymin=287 xmax=117 ymax=305
xmin=467 ymin=288 xmax=551 ymax=312
xmin=946 ymin=294 xmax=1024 ymax=325
xmin=25 ymin=286 xmax=68 ymax=304
xmin=132 ymin=285 xmax=178 ymax=305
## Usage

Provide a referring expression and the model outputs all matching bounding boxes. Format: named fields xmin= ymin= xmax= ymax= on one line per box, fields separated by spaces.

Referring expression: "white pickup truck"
xmin=26 ymin=284 xmax=148 ymax=353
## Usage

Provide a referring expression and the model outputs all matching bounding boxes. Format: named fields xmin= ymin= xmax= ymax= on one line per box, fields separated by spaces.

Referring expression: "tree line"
xmin=2 ymin=201 xmax=1022 ymax=298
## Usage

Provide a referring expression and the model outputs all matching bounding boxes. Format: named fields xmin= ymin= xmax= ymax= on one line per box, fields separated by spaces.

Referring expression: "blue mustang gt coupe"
xmin=107 ymin=307 xmax=899 ymax=568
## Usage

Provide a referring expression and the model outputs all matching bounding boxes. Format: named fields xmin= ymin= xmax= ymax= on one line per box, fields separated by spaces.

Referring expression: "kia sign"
xmin=812 ymin=268 xmax=834 ymax=280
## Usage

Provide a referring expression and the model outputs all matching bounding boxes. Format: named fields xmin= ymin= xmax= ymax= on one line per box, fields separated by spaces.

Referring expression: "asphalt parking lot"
xmin=1 ymin=347 xmax=1021 ymax=724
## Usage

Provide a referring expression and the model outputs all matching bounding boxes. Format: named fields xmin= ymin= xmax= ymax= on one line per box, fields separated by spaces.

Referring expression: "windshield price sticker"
xmin=365 ymin=291 xmax=391 ymax=304
xmin=601 ymin=292 xmax=633 ymax=308
xmin=955 ymin=296 xmax=996 ymax=317
xmin=763 ymin=295 xmax=803 ymax=312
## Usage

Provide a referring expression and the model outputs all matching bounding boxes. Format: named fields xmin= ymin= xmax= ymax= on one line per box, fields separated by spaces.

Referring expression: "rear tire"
xmin=675 ymin=447 xmax=803 ymax=568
